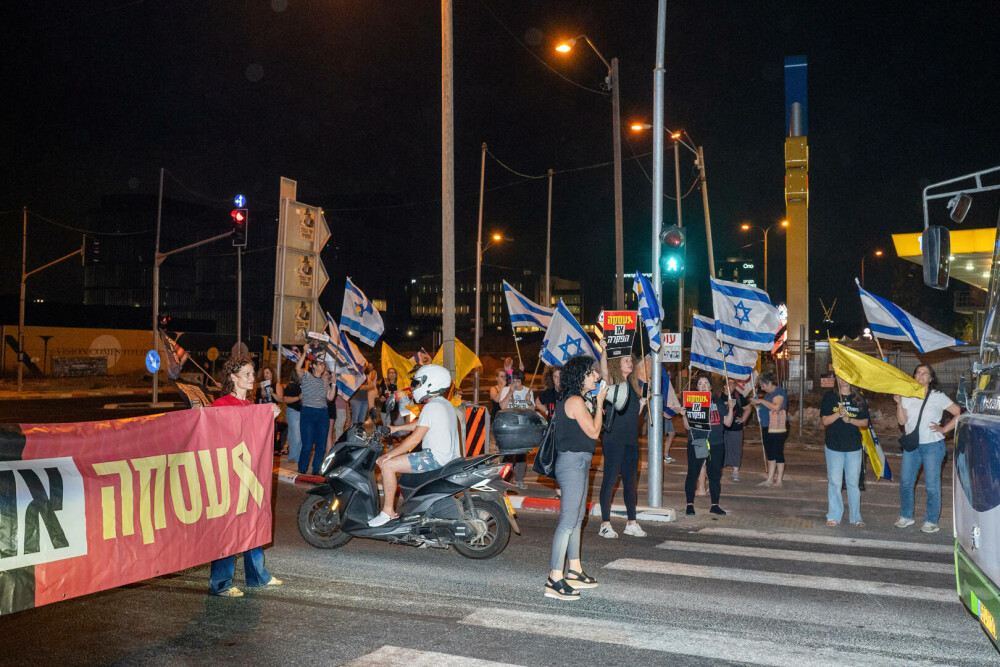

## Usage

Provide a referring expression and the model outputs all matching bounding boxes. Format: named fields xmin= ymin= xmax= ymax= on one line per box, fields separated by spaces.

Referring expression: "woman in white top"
xmin=499 ymin=369 xmax=534 ymax=488
xmin=893 ymin=364 xmax=961 ymax=533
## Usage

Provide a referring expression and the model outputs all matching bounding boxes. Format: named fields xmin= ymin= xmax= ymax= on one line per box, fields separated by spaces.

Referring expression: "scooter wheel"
xmin=298 ymin=495 xmax=352 ymax=549
xmin=453 ymin=498 xmax=510 ymax=560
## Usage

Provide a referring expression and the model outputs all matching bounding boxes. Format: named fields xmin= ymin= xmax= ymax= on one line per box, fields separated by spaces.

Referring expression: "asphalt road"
xmin=1 ymin=477 xmax=997 ymax=666
xmin=0 ymin=395 xmax=184 ymax=424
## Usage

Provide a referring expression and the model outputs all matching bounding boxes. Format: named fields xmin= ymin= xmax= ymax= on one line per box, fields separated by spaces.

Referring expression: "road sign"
xmin=661 ymin=331 xmax=682 ymax=363
xmin=145 ymin=350 xmax=160 ymax=374
xmin=206 ymin=347 xmax=219 ymax=362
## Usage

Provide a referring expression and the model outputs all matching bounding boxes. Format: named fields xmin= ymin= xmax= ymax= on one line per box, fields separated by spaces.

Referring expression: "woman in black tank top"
xmin=598 ymin=355 xmax=647 ymax=539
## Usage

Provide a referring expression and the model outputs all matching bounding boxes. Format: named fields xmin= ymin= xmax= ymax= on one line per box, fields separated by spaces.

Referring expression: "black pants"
xmin=600 ymin=443 xmax=639 ymax=521
xmin=686 ymin=439 xmax=723 ymax=505
xmin=762 ymin=426 xmax=786 ymax=463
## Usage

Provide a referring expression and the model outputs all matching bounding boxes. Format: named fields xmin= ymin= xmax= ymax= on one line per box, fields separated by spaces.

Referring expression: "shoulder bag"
xmin=898 ymin=392 xmax=930 ymax=452
xmin=768 ymin=393 xmax=787 ymax=434
xmin=531 ymin=415 xmax=558 ymax=479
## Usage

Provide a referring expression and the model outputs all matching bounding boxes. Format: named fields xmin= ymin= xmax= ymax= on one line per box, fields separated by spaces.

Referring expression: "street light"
xmin=473 ymin=231 xmax=507 ymax=404
xmin=556 ymin=35 xmax=624 ymax=308
xmin=739 ymin=219 xmax=788 ymax=291
xmin=861 ymin=249 xmax=884 ymax=289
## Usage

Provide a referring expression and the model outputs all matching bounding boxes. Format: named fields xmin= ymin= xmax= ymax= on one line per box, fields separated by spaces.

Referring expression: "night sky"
xmin=4 ymin=1 xmax=1000 ymax=337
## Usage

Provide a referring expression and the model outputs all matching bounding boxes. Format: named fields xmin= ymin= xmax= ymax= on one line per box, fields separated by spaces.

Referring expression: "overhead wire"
xmin=165 ymin=170 xmax=233 ymax=204
xmin=28 ymin=210 xmax=152 ymax=236
xmin=625 ymin=136 xmax=699 ymax=200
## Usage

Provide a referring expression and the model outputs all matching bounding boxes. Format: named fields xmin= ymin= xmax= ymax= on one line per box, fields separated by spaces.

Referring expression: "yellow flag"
xmin=829 ymin=340 xmax=923 ymax=398
xmin=860 ymin=427 xmax=884 ymax=479
xmin=432 ymin=339 xmax=483 ymax=385
xmin=381 ymin=342 xmax=416 ymax=385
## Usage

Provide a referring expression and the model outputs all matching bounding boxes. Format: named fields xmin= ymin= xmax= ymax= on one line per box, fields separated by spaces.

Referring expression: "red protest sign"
xmin=601 ymin=310 xmax=638 ymax=359
xmin=683 ymin=390 xmax=712 ymax=430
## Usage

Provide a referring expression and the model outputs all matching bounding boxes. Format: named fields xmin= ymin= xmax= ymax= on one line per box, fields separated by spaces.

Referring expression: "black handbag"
xmin=898 ymin=393 xmax=930 ymax=452
xmin=531 ymin=416 xmax=557 ymax=479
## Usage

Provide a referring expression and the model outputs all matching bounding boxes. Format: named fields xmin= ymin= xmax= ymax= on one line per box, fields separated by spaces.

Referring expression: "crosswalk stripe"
xmin=340 ymin=646 xmax=521 ymax=666
xmin=697 ymin=527 xmax=954 ymax=555
xmin=603 ymin=558 xmax=955 ymax=603
xmin=460 ymin=607 xmax=904 ymax=667
xmin=656 ymin=539 xmax=953 ymax=573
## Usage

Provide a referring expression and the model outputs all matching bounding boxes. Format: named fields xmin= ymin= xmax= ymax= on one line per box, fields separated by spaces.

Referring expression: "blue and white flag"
xmin=503 ymin=280 xmax=554 ymax=329
xmin=334 ymin=331 xmax=367 ymax=397
xmin=856 ymin=279 xmax=963 ymax=353
xmin=540 ymin=300 xmax=600 ymax=366
xmin=633 ymin=271 xmax=665 ymax=351
xmin=662 ymin=367 xmax=682 ymax=417
xmin=274 ymin=344 xmax=299 ymax=363
xmin=340 ymin=277 xmax=384 ymax=346
xmin=710 ymin=278 xmax=781 ymax=352
xmin=690 ymin=314 xmax=757 ymax=380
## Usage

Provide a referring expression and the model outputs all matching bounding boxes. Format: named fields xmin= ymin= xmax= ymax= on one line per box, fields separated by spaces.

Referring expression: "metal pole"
xmin=546 ymin=168 xmax=553 ymax=307
xmin=799 ymin=323 xmax=806 ymax=437
xmin=764 ymin=228 xmax=769 ymax=291
xmin=861 ymin=255 xmax=865 ymax=289
xmin=648 ymin=0 xmax=667 ymax=508
xmin=697 ymin=146 xmax=715 ymax=277
xmin=153 ymin=168 xmax=164 ymax=403
xmin=441 ymin=0 xmax=456 ymax=376
xmin=675 ymin=140 xmax=684 ymax=350
xmin=237 ymin=246 xmax=242 ymax=349
xmin=611 ymin=57 xmax=625 ymax=309
xmin=473 ymin=143 xmax=486 ymax=404
xmin=18 ymin=207 xmax=27 ymax=394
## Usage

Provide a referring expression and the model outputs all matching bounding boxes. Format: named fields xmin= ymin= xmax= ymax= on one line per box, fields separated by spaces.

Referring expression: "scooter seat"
xmin=398 ymin=454 xmax=493 ymax=491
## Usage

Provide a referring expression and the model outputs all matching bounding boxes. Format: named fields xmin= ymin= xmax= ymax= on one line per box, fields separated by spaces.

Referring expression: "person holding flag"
xmin=682 ymin=372 xmax=735 ymax=516
xmin=820 ymin=375 xmax=870 ymax=527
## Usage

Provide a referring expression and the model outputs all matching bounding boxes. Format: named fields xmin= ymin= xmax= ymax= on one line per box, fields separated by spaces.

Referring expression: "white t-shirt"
xmin=500 ymin=386 xmax=534 ymax=409
xmin=901 ymin=390 xmax=956 ymax=443
xmin=416 ymin=396 xmax=461 ymax=465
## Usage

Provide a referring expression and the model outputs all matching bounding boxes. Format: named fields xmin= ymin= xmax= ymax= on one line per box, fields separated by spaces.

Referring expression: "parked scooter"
xmin=298 ymin=424 xmax=529 ymax=559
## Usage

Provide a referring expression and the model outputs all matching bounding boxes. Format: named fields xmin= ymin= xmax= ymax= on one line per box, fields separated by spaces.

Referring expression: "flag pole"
xmin=638 ymin=318 xmax=654 ymax=434
xmin=510 ymin=322 xmax=523 ymax=368
xmin=751 ymin=369 xmax=766 ymax=469
xmin=527 ymin=356 xmax=542 ymax=391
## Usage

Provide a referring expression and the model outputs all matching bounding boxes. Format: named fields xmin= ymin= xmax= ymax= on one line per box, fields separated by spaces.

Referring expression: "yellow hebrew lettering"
xmin=167 ymin=452 xmax=203 ymax=524
xmin=92 ymin=460 xmax=134 ymax=539
xmin=199 ymin=448 xmax=231 ymax=519
xmin=231 ymin=442 xmax=264 ymax=515
xmin=130 ymin=455 xmax=168 ymax=544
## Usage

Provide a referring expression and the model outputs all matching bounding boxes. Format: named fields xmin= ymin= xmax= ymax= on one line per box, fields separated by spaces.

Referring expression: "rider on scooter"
xmin=368 ymin=364 xmax=461 ymax=527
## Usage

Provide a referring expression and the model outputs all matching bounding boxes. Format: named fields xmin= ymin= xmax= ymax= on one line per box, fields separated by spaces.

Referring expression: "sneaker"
xmin=685 ymin=504 xmax=695 ymax=516
xmin=598 ymin=523 xmax=618 ymax=539
xmin=894 ymin=517 xmax=915 ymax=528
xmin=921 ymin=522 xmax=940 ymax=534
xmin=732 ymin=471 xmax=740 ymax=482
xmin=544 ymin=577 xmax=580 ymax=600
xmin=623 ymin=522 xmax=647 ymax=537
xmin=709 ymin=505 xmax=727 ymax=516
xmin=663 ymin=456 xmax=676 ymax=464
xmin=368 ymin=511 xmax=396 ymax=527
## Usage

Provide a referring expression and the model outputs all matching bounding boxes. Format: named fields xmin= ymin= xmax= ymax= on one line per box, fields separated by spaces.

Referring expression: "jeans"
xmin=334 ymin=408 xmax=348 ymax=441
xmin=298 ymin=406 xmax=329 ymax=474
xmin=209 ymin=546 xmax=272 ymax=594
xmin=549 ymin=451 xmax=592 ymax=573
xmin=286 ymin=408 xmax=302 ymax=462
xmin=900 ymin=439 xmax=947 ymax=524
xmin=600 ymin=443 xmax=639 ymax=521
xmin=825 ymin=447 xmax=863 ymax=524
xmin=350 ymin=399 xmax=368 ymax=425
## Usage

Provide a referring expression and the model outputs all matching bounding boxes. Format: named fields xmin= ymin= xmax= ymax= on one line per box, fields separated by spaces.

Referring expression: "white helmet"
xmin=410 ymin=364 xmax=452 ymax=403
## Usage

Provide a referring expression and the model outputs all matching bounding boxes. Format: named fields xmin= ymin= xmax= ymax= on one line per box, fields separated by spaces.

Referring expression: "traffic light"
xmin=231 ymin=208 xmax=248 ymax=246
xmin=660 ymin=225 xmax=686 ymax=275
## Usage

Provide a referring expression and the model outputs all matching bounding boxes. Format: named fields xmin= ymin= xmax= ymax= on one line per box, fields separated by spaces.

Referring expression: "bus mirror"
xmin=922 ymin=225 xmax=950 ymax=290
xmin=956 ymin=373 xmax=969 ymax=410
xmin=948 ymin=193 xmax=973 ymax=223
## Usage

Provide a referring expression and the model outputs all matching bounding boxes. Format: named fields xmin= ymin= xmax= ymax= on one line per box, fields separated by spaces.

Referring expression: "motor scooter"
xmin=298 ymin=424 xmax=528 ymax=559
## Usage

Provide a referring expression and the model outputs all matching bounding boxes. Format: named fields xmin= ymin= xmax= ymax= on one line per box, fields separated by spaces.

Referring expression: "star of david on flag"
xmin=540 ymin=299 xmax=600 ymax=366
xmin=690 ymin=314 xmax=757 ymax=380
xmin=340 ymin=277 xmax=384 ymax=346
xmin=710 ymin=277 xmax=781 ymax=352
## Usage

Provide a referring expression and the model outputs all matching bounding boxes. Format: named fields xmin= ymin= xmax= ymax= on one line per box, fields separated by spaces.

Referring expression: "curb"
xmin=275 ymin=467 xmax=323 ymax=486
xmin=506 ymin=495 xmax=676 ymax=523
xmin=0 ymin=388 xmax=162 ymax=401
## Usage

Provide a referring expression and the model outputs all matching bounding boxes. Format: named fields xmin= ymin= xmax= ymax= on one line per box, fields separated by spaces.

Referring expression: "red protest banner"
xmin=0 ymin=405 xmax=274 ymax=615
xmin=683 ymin=391 xmax=712 ymax=430
xmin=601 ymin=310 xmax=638 ymax=359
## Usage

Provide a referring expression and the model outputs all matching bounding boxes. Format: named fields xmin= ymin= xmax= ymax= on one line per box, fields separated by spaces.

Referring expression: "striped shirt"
xmin=299 ymin=371 xmax=329 ymax=408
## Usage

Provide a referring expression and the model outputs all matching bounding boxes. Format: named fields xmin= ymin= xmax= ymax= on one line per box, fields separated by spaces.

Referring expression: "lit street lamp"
xmin=861 ymin=249 xmax=884 ymax=289
xmin=556 ymin=35 xmax=624 ymax=308
xmin=739 ymin=219 xmax=788 ymax=291
xmin=473 ymin=231 xmax=507 ymax=404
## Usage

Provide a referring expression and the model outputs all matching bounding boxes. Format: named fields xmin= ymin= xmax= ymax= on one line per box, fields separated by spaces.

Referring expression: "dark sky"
xmin=4 ymin=1 xmax=1000 ymax=336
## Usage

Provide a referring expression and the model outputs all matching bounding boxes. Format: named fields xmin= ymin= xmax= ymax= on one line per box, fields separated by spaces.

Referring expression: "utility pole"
xmin=611 ymin=57 xmax=624 ymax=309
xmin=440 ymin=0 xmax=456 ymax=376
xmin=152 ymin=168 xmax=164 ymax=404
xmin=18 ymin=207 xmax=27 ymax=393
xmin=473 ymin=142 xmax=486 ymax=404
xmin=697 ymin=145 xmax=716 ymax=276
xmin=674 ymin=140 xmax=684 ymax=347
xmin=237 ymin=246 xmax=242 ymax=349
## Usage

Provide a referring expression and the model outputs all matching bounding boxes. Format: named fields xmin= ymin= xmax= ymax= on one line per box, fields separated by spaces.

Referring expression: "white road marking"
xmin=459 ymin=607 xmax=925 ymax=667
xmin=340 ymin=646 xmax=522 ymax=666
xmin=603 ymin=558 xmax=955 ymax=603
xmin=656 ymin=539 xmax=953 ymax=573
xmin=696 ymin=527 xmax=954 ymax=555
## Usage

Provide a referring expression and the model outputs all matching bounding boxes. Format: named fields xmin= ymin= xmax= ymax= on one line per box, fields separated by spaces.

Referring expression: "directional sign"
xmin=206 ymin=347 xmax=219 ymax=362
xmin=661 ymin=331 xmax=682 ymax=363
xmin=234 ymin=194 xmax=246 ymax=207
xmin=145 ymin=350 xmax=161 ymax=374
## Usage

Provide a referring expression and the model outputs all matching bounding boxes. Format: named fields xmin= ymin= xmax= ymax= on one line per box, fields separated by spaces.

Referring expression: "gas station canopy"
xmin=891 ymin=228 xmax=996 ymax=290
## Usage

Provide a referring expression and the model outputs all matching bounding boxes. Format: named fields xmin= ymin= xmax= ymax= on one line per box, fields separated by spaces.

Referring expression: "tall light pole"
xmin=473 ymin=232 xmax=505 ymax=403
xmin=556 ymin=36 xmax=624 ymax=308
xmin=861 ymin=249 xmax=883 ymax=289
xmin=441 ymin=0 xmax=456 ymax=376
xmin=740 ymin=219 xmax=788 ymax=291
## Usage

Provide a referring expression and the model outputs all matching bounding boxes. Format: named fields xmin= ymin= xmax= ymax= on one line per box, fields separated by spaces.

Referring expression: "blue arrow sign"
xmin=234 ymin=194 xmax=246 ymax=207
xmin=145 ymin=350 xmax=161 ymax=373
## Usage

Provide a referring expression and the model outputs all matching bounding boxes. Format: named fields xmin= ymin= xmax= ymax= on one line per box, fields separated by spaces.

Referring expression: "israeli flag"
xmin=662 ymin=368 xmax=681 ymax=417
xmin=340 ymin=277 xmax=384 ymax=346
xmin=710 ymin=278 xmax=781 ymax=352
xmin=333 ymin=329 xmax=367 ymax=397
xmin=690 ymin=314 xmax=757 ymax=380
xmin=540 ymin=300 xmax=600 ymax=366
xmin=633 ymin=271 xmax=665 ymax=350
xmin=856 ymin=279 xmax=963 ymax=353
xmin=273 ymin=344 xmax=299 ymax=363
xmin=503 ymin=280 xmax=554 ymax=329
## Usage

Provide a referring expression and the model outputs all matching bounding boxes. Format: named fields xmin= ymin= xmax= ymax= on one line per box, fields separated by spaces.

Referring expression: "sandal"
xmin=214 ymin=587 xmax=244 ymax=597
xmin=826 ymin=520 xmax=838 ymax=527
xmin=565 ymin=569 xmax=598 ymax=589
xmin=265 ymin=577 xmax=283 ymax=586
xmin=853 ymin=521 xmax=866 ymax=528
xmin=544 ymin=577 xmax=580 ymax=600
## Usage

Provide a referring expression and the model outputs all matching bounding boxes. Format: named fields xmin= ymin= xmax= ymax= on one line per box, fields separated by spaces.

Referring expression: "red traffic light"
xmin=660 ymin=226 xmax=685 ymax=247
xmin=231 ymin=209 xmax=246 ymax=223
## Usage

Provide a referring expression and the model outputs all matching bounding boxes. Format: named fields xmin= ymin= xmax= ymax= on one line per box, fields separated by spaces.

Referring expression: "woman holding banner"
xmin=821 ymin=375 xmax=869 ymax=527
xmin=682 ymin=372 xmax=734 ymax=516
xmin=597 ymin=355 xmax=647 ymax=538
xmin=209 ymin=356 xmax=282 ymax=597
